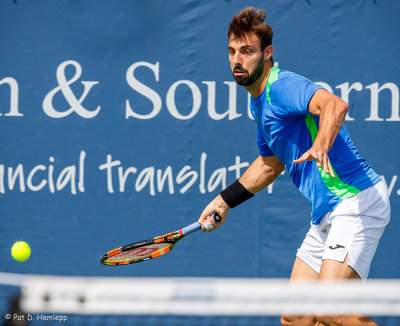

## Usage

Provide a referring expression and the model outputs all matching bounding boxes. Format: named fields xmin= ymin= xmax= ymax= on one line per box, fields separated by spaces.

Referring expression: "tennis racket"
xmin=100 ymin=213 xmax=221 ymax=266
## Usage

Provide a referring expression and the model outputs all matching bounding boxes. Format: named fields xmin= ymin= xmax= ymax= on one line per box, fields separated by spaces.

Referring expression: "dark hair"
xmin=227 ymin=7 xmax=273 ymax=50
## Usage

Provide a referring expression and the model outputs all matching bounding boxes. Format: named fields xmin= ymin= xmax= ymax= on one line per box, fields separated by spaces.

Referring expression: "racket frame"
xmin=100 ymin=214 xmax=220 ymax=266
xmin=100 ymin=230 xmax=183 ymax=266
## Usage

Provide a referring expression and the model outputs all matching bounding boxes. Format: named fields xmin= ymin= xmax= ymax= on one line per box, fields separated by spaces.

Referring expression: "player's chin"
xmin=233 ymin=76 xmax=248 ymax=85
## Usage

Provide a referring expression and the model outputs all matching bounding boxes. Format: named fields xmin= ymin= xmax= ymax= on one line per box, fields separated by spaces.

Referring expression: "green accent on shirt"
xmin=304 ymin=115 xmax=360 ymax=199
xmin=266 ymin=67 xmax=280 ymax=105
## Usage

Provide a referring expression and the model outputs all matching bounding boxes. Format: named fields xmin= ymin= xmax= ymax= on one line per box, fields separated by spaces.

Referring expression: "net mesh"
xmin=1 ymin=273 xmax=399 ymax=326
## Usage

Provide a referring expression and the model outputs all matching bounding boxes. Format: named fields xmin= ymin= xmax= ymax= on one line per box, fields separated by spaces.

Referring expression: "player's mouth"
xmin=233 ymin=69 xmax=247 ymax=76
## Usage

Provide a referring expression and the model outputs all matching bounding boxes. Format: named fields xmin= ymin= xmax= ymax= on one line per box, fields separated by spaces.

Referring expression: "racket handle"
xmin=213 ymin=213 xmax=222 ymax=223
xmin=181 ymin=213 xmax=222 ymax=235
xmin=181 ymin=222 xmax=201 ymax=235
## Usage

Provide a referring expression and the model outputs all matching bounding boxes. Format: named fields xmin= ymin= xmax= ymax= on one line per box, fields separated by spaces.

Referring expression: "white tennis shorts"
xmin=296 ymin=180 xmax=390 ymax=280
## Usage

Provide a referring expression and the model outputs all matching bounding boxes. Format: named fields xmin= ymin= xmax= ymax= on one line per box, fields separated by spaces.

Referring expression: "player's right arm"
xmin=198 ymin=155 xmax=284 ymax=231
xmin=239 ymin=155 xmax=284 ymax=194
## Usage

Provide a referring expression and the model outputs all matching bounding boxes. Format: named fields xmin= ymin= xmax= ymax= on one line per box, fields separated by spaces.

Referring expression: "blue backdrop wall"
xmin=1 ymin=0 xmax=399 ymax=284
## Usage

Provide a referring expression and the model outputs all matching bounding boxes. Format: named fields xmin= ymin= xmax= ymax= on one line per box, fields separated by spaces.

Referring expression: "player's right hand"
xmin=198 ymin=195 xmax=229 ymax=232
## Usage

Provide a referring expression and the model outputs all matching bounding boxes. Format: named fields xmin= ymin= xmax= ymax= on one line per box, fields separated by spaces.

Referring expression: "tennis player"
xmin=198 ymin=7 xmax=390 ymax=326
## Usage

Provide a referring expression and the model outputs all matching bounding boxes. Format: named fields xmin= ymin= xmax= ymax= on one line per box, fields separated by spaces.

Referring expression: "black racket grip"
xmin=212 ymin=213 xmax=222 ymax=224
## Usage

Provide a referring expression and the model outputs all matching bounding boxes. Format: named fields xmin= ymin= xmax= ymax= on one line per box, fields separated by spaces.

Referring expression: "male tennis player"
xmin=198 ymin=7 xmax=390 ymax=326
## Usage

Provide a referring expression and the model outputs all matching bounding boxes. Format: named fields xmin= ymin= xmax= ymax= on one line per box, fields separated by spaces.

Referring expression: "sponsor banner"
xmin=0 ymin=0 xmax=399 ymax=280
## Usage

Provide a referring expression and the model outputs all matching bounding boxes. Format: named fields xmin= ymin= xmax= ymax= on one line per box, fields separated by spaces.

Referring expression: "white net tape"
xmin=1 ymin=272 xmax=400 ymax=316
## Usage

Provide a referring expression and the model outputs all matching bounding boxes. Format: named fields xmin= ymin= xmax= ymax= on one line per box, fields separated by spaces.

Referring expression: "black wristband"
xmin=220 ymin=179 xmax=254 ymax=208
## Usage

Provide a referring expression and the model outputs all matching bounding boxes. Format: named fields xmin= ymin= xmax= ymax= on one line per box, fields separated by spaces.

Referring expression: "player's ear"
xmin=263 ymin=45 xmax=274 ymax=61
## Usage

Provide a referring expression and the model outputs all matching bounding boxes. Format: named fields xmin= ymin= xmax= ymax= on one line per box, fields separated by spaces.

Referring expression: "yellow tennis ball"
xmin=11 ymin=241 xmax=31 ymax=262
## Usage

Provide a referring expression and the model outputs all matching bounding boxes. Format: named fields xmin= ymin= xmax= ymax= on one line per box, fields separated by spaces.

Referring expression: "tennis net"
xmin=1 ymin=272 xmax=399 ymax=325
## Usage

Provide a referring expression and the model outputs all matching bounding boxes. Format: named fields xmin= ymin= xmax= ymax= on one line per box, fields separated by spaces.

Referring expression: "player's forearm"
xmin=217 ymin=155 xmax=284 ymax=210
xmin=239 ymin=155 xmax=284 ymax=194
xmin=314 ymin=98 xmax=348 ymax=151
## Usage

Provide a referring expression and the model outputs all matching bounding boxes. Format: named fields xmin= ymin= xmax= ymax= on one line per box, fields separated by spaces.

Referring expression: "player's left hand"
xmin=293 ymin=145 xmax=335 ymax=178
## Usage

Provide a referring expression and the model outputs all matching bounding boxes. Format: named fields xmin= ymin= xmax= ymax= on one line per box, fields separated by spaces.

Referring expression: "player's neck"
xmin=245 ymin=63 xmax=273 ymax=98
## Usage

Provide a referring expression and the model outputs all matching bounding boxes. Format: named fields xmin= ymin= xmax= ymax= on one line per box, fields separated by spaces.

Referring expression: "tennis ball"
xmin=11 ymin=241 xmax=31 ymax=262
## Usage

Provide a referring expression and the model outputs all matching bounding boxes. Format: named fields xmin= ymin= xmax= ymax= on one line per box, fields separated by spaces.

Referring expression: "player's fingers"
xmin=199 ymin=215 xmax=212 ymax=232
xmin=320 ymin=153 xmax=334 ymax=178
xmin=328 ymin=158 xmax=335 ymax=178
xmin=204 ymin=216 xmax=215 ymax=232
xmin=293 ymin=152 xmax=309 ymax=164
xmin=206 ymin=213 xmax=225 ymax=232
xmin=322 ymin=154 xmax=330 ymax=174
xmin=210 ymin=214 xmax=221 ymax=227
xmin=314 ymin=151 xmax=321 ymax=168
xmin=198 ymin=214 xmax=209 ymax=232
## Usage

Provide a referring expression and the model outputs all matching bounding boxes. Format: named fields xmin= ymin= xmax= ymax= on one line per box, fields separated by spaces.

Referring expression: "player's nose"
xmin=233 ymin=53 xmax=243 ymax=66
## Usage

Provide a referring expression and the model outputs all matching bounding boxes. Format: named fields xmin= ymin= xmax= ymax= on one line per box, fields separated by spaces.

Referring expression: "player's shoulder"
xmin=275 ymin=69 xmax=313 ymax=84
xmin=270 ymin=68 xmax=317 ymax=97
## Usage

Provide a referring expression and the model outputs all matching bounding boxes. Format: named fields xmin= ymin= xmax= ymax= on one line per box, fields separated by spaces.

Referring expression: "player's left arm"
xmin=293 ymin=88 xmax=349 ymax=177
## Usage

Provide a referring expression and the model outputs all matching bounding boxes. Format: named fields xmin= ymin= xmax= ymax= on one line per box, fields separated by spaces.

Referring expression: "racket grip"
xmin=204 ymin=213 xmax=222 ymax=231
xmin=212 ymin=213 xmax=222 ymax=223
xmin=181 ymin=213 xmax=222 ymax=235
xmin=181 ymin=222 xmax=202 ymax=235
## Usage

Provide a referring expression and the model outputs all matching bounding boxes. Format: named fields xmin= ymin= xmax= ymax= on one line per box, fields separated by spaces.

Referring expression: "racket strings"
xmin=105 ymin=243 xmax=172 ymax=263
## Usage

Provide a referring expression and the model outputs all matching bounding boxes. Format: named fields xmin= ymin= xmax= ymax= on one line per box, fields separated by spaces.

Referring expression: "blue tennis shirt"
xmin=250 ymin=67 xmax=380 ymax=224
